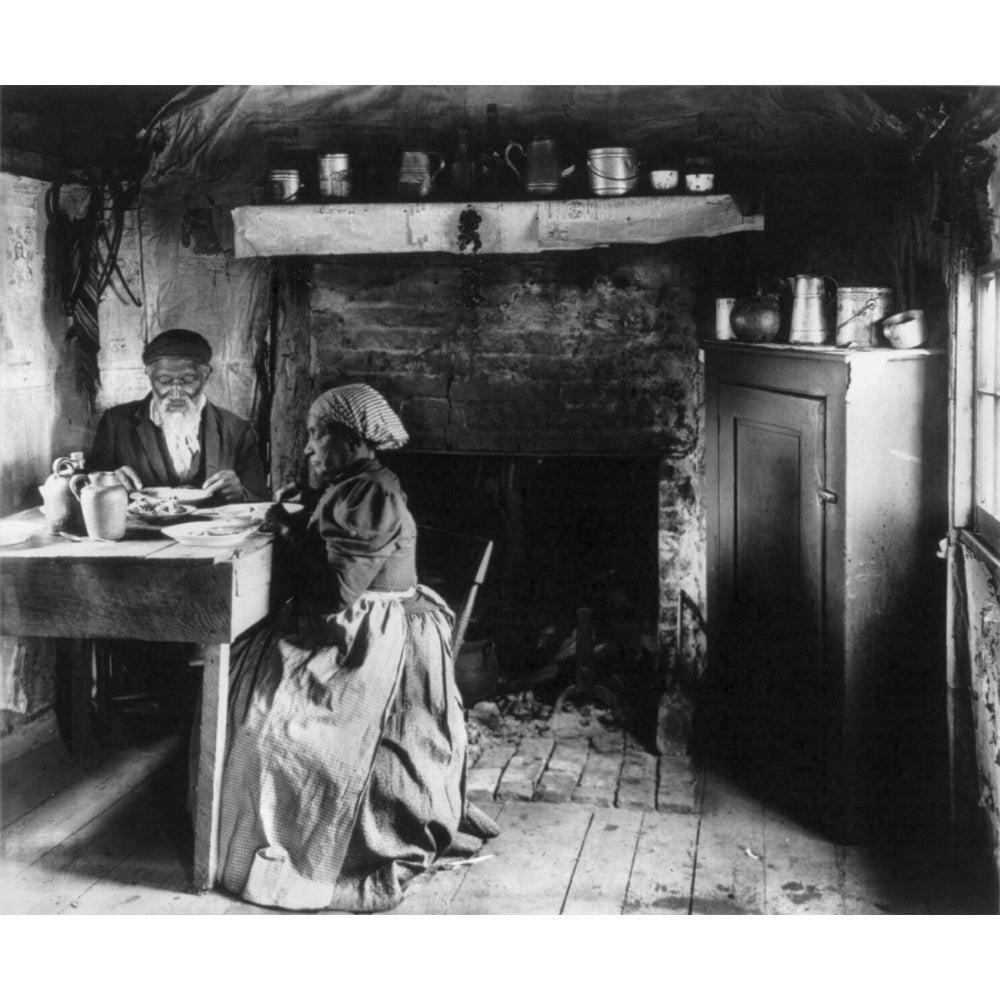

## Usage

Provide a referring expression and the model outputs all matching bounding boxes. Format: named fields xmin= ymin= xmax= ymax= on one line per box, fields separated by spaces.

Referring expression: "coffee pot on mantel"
xmin=506 ymin=137 xmax=577 ymax=197
xmin=70 ymin=471 xmax=128 ymax=541
xmin=785 ymin=274 xmax=838 ymax=345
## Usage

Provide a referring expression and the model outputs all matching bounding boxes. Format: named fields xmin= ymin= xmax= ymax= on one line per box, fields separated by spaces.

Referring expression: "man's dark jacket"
xmin=89 ymin=394 xmax=269 ymax=501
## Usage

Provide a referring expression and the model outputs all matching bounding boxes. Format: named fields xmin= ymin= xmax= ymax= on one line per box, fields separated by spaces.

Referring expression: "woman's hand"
xmin=260 ymin=502 xmax=295 ymax=540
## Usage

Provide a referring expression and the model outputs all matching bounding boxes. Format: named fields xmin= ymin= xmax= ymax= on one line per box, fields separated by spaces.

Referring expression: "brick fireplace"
xmin=292 ymin=242 xmax=709 ymax=695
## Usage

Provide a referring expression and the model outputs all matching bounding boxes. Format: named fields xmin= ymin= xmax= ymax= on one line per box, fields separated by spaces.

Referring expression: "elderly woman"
xmin=214 ymin=384 xmax=497 ymax=912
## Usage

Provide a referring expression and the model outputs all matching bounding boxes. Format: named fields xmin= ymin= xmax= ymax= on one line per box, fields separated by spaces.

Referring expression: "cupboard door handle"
xmin=818 ymin=488 xmax=838 ymax=505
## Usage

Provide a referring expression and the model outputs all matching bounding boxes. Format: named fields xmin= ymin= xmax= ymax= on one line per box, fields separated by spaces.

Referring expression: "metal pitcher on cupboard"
xmin=787 ymin=274 xmax=838 ymax=345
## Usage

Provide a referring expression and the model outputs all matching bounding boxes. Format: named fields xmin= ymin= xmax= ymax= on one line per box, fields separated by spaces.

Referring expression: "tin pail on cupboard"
xmin=835 ymin=287 xmax=894 ymax=347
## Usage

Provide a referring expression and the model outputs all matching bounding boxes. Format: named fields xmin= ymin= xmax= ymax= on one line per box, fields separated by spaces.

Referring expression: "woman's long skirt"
xmin=213 ymin=585 xmax=471 ymax=911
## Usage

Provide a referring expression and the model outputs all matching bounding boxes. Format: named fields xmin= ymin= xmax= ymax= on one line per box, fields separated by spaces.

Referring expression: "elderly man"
xmin=90 ymin=328 xmax=268 ymax=502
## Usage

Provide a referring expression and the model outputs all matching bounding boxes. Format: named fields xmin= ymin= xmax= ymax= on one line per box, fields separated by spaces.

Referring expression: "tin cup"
xmin=715 ymin=297 xmax=737 ymax=340
xmin=318 ymin=153 xmax=351 ymax=199
xmin=268 ymin=169 xmax=302 ymax=203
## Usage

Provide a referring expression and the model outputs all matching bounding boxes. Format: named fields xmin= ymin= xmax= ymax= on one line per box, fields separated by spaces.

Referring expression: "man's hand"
xmin=114 ymin=466 xmax=143 ymax=492
xmin=202 ymin=470 xmax=247 ymax=502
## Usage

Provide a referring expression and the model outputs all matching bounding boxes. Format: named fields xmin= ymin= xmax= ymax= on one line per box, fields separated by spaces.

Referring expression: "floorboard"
xmin=689 ymin=768 xmax=766 ymax=915
xmin=446 ymin=802 xmax=592 ymax=914
xmin=759 ymin=806 xmax=845 ymax=915
xmin=1 ymin=739 xmax=113 ymax=830
xmin=393 ymin=803 xmax=506 ymax=915
xmin=2 ymin=729 xmax=997 ymax=916
xmin=563 ymin=807 xmax=643 ymax=915
xmin=1 ymin=735 xmax=181 ymax=876
xmin=622 ymin=810 xmax=699 ymax=914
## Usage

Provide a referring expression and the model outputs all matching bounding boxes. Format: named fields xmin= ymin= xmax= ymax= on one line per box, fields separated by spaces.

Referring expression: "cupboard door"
xmin=715 ymin=382 xmax=829 ymax=785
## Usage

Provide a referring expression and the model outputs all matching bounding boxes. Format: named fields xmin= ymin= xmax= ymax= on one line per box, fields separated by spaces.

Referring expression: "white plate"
xmin=215 ymin=502 xmax=305 ymax=522
xmin=0 ymin=520 xmax=38 ymax=547
xmin=160 ymin=519 xmax=257 ymax=547
xmin=128 ymin=503 xmax=196 ymax=522
xmin=139 ymin=486 xmax=213 ymax=505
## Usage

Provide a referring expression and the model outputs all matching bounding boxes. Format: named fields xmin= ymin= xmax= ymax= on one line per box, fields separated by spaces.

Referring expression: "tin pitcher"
xmin=506 ymin=137 xmax=577 ymax=197
xmin=70 ymin=471 xmax=127 ymax=541
xmin=787 ymin=274 xmax=838 ymax=345
xmin=398 ymin=150 xmax=446 ymax=199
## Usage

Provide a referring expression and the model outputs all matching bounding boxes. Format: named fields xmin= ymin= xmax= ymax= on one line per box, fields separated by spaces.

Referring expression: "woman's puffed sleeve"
xmin=310 ymin=478 xmax=405 ymax=612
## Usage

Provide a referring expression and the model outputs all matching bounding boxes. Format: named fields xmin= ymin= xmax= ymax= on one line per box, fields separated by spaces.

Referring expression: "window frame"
xmin=973 ymin=262 xmax=1000 ymax=555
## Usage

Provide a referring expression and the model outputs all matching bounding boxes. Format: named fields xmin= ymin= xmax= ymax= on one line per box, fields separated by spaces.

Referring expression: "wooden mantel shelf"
xmin=231 ymin=195 xmax=763 ymax=258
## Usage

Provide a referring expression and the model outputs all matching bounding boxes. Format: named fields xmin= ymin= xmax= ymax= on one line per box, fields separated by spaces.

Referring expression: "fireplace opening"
xmin=383 ymin=452 xmax=664 ymax=737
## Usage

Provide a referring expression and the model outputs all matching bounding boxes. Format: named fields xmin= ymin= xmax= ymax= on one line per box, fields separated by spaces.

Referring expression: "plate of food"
xmin=127 ymin=494 xmax=196 ymax=522
xmin=160 ymin=519 xmax=258 ymax=548
xmin=138 ymin=486 xmax=213 ymax=505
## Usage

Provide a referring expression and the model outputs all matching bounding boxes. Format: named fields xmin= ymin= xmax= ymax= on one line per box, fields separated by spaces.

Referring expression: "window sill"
xmin=957 ymin=527 xmax=1000 ymax=584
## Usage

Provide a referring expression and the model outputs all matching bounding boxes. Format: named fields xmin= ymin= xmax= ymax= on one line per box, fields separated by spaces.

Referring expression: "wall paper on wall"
xmin=0 ymin=173 xmax=92 ymax=510
xmin=983 ymin=129 xmax=1000 ymax=261
xmin=0 ymin=173 xmax=88 ymax=720
xmin=1 ymin=174 xmax=59 ymax=389
xmin=959 ymin=542 xmax=1000 ymax=863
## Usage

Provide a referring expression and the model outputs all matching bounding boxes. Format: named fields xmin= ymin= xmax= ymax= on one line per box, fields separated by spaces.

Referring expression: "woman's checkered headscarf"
xmin=308 ymin=383 xmax=409 ymax=451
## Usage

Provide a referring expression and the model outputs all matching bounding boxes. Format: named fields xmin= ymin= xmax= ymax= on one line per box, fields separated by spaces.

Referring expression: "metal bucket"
xmin=268 ymin=169 xmax=302 ymax=203
xmin=318 ymin=153 xmax=351 ymax=199
xmin=835 ymin=286 xmax=894 ymax=347
xmin=587 ymin=147 xmax=639 ymax=197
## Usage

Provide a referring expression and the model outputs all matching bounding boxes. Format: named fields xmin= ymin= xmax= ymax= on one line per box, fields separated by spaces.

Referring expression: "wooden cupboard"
xmin=702 ymin=342 xmax=949 ymax=843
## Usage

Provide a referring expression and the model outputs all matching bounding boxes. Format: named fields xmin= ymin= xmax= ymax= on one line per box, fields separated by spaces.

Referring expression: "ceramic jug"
xmin=39 ymin=453 xmax=85 ymax=534
xmin=398 ymin=150 xmax=446 ymax=199
xmin=787 ymin=274 xmax=838 ymax=345
xmin=70 ymin=471 xmax=128 ymax=541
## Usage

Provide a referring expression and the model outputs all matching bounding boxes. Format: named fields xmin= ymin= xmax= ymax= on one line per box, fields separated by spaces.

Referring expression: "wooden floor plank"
xmin=1 ymin=739 xmax=114 ymax=830
xmin=833 ymin=843 xmax=994 ymax=916
xmin=446 ymin=802 xmax=592 ymax=914
xmin=563 ymin=807 xmax=643 ymax=915
xmin=0 ymin=783 xmax=163 ymax=915
xmin=0 ymin=735 xmax=182 ymax=875
xmin=761 ymin=806 xmax=845 ymax=915
xmin=622 ymin=809 xmax=699 ymax=914
xmin=393 ymin=803 xmax=506 ymax=915
xmin=689 ymin=769 xmax=766 ymax=915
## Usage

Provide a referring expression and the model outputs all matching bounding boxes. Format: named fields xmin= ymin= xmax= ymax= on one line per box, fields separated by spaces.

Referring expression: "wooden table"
xmin=0 ymin=508 xmax=281 ymax=891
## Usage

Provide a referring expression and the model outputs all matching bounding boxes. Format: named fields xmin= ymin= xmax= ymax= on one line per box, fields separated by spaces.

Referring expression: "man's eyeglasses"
xmin=152 ymin=375 xmax=203 ymax=390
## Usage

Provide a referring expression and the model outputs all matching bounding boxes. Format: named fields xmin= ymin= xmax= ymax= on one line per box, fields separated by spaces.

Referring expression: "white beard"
xmin=150 ymin=394 xmax=206 ymax=479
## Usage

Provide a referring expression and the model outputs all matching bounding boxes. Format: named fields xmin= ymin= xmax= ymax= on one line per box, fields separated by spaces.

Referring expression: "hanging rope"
xmin=45 ymin=172 xmax=141 ymax=408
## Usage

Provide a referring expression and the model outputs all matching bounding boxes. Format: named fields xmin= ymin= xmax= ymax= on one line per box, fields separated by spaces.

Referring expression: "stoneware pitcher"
xmin=787 ymin=274 xmax=838 ymax=345
xmin=39 ymin=455 xmax=83 ymax=534
xmin=70 ymin=471 xmax=127 ymax=541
